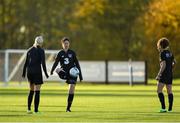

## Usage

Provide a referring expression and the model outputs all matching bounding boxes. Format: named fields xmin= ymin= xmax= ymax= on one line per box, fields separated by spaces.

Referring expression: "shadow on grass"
xmin=0 ymin=104 xmax=65 ymax=107
xmin=1 ymin=89 xmax=180 ymax=97
xmin=1 ymin=88 xmax=180 ymax=92
xmin=0 ymin=93 xmax=158 ymax=97
xmin=0 ymin=110 xmax=26 ymax=113
xmin=0 ymin=89 xmax=167 ymax=93
xmin=0 ymin=114 xmax=27 ymax=117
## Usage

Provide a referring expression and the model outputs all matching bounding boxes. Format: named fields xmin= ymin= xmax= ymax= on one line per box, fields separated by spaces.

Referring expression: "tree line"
xmin=0 ymin=0 xmax=179 ymax=78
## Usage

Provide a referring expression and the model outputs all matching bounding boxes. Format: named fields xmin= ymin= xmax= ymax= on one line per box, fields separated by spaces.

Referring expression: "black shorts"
xmin=159 ymin=76 xmax=173 ymax=85
xmin=27 ymin=73 xmax=43 ymax=85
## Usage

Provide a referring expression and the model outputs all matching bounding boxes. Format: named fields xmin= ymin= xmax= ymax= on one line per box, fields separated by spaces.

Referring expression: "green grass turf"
xmin=0 ymin=80 xmax=180 ymax=122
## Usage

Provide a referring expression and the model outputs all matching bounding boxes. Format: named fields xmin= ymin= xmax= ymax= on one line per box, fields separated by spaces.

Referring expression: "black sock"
xmin=34 ymin=91 xmax=40 ymax=112
xmin=28 ymin=90 xmax=34 ymax=110
xmin=158 ymin=93 xmax=166 ymax=109
xmin=168 ymin=93 xmax=173 ymax=111
xmin=67 ymin=94 xmax=74 ymax=110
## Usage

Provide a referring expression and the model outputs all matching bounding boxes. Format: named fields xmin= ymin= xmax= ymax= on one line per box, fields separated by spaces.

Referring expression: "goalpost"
xmin=0 ymin=49 xmax=59 ymax=84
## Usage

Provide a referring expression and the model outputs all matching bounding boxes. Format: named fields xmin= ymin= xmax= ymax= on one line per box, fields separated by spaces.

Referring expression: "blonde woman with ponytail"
xmin=22 ymin=36 xmax=49 ymax=114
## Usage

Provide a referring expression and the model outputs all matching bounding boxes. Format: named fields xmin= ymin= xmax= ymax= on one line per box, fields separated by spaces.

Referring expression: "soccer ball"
xmin=69 ymin=67 xmax=79 ymax=78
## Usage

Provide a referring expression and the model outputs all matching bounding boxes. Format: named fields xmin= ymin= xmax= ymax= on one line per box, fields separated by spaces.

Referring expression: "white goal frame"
xmin=3 ymin=49 xmax=59 ymax=84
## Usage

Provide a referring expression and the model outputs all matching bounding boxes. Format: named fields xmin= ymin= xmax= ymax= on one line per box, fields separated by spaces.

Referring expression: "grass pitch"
xmin=0 ymin=80 xmax=180 ymax=122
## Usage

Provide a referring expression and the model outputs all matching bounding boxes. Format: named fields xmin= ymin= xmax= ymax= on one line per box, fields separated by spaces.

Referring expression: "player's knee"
xmin=69 ymin=88 xmax=75 ymax=94
xmin=167 ymin=90 xmax=172 ymax=94
xmin=34 ymin=85 xmax=41 ymax=91
xmin=157 ymin=89 xmax=162 ymax=94
xmin=69 ymin=89 xmax=75 ymax=94
xmin=166 ymin=85 xmax=172 ymax=94
xmin=30 ymin=86 xmax=34 ymax=91
xmin=30 ymin=88 xmax=34 ymax=91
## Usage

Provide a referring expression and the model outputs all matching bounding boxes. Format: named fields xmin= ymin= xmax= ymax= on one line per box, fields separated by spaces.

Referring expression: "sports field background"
xmin=0 ymin=79 xmax=180 ymax=122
